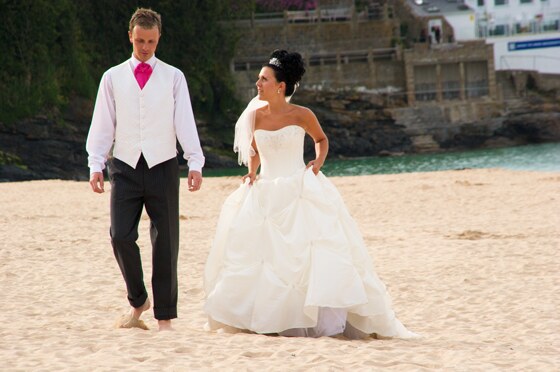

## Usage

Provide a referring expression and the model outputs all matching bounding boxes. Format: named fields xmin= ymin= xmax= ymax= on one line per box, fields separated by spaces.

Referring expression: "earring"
xmin=277 ymin=89 xmax=281 ymax=94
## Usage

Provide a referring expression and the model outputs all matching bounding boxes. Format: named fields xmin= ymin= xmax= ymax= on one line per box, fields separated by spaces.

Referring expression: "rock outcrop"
xmin=1 ymin=92 xmax=559 ymax=182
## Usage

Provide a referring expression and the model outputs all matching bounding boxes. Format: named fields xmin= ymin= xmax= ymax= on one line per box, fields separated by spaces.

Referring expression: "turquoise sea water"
xmin=201 ymin=142 xmax=560 ymax=178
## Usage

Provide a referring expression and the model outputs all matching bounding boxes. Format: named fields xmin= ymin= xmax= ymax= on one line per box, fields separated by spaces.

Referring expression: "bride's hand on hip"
xmin=242 ymin=172 xmax=257 ymax=185
xmin=306 ymin=160 xmax=323 ymax=175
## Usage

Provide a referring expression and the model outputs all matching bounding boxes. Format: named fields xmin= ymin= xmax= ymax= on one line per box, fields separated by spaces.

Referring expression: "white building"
xmin=464 ymin=0 xmax=560 ymax=37
xmin=464 ymin=0 xmax=560 ymax=74
xmin=408 ymin=0 xmax=560 ymax=74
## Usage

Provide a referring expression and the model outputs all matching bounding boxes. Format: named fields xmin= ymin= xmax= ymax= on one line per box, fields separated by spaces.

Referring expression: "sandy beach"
xmin=0 ymin=168 xmax=558 ymax=371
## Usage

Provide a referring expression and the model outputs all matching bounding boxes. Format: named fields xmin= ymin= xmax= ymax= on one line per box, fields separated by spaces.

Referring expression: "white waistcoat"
xmin=112 ymin=60 xmax=176 ymax=169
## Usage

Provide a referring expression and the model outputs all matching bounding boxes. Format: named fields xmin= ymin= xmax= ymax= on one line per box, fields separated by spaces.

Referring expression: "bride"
xmin=203 ymin=50 xmax=418 ymax=339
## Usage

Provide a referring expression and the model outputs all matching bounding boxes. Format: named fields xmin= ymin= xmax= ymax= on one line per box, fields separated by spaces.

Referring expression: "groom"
xmin=86 ymin=8 xmax=205 ymax=331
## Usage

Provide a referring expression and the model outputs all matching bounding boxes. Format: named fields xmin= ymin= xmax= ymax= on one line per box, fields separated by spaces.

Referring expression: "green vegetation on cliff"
xmin=0 ymin=0 xmax=253 ymax=124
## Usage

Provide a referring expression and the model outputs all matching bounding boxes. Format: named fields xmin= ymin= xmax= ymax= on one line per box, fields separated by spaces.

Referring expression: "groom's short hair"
xmin=129 ymin=8 xmax=162 ymax=34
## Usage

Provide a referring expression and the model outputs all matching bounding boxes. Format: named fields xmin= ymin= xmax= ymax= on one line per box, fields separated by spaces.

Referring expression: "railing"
xmin=233 ymin=48 xmax=397 ymax=72
xmin=240 ymin=4 xmax=388 ymax=26
xmin=442 ymin=81 xmax=461 ymax=100
xmin=414 ymin=84 xmax=490 ymax=102
xmin=414 ymin=84 xmax=437 ymax=101
xmin=476 ymin=13 xmax=560 ymax=38
xmin=466 ymin=82 xmax=489 ymax=98
xmin=286 ymin=8 xmax=353 ymax=23
xmin=252 ymin=12 xmax=284 ymax=21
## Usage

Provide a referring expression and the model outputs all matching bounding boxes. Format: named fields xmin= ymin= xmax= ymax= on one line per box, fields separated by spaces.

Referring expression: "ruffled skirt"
xmin=203 ymin=167 xmax=417 ymax=339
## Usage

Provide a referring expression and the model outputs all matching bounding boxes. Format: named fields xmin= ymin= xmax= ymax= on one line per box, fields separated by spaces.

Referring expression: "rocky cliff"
xmin=295 ymin=90 xmax=560 ymax=158
xmin=1 ymin=92 xmax=559 ymax=182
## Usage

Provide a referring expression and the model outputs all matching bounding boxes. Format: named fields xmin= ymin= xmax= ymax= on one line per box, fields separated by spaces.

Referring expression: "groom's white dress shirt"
xmin=86 ymin=55 xmax=205 ymax=174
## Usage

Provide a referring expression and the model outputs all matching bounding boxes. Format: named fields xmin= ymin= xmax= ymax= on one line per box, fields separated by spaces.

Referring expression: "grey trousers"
xmin=108 ymin=155 xmax=179 ymax=320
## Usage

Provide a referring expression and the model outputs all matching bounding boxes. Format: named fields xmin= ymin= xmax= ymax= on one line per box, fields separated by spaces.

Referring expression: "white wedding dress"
xmin=203 ymin=124 xmax=418 ymax=339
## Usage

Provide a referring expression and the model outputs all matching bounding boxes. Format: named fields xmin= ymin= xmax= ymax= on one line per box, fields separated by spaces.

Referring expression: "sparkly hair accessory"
xmin=268 ymin=57 xmax=281 ymax=68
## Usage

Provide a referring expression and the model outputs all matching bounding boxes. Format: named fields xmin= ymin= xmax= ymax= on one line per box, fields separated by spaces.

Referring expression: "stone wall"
xmin=403 ymin=40 xmax=497 ymax=105
xmin=496 ymin=70 xmax=560 ymax=99
xmin=231 ymin=6 xmax=496 ymax=108
xmin=234 ymin=58 xmax=406 ymax=102
xmin=231 ymin=13 xmax=401 ymax=101
xmin=234 ymin=20 xmax=396 ymax=59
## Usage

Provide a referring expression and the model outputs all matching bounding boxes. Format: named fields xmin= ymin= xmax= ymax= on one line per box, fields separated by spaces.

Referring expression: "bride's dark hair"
xmin=265 ymin=50 xmax=305 ymax=97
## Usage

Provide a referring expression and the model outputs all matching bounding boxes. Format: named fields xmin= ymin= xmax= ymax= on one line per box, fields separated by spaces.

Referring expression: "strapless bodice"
xmin=254 ymin=125 xmax=306 ymax=179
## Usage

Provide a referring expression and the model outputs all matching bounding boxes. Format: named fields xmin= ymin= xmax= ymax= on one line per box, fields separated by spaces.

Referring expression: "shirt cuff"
xmin=184 ymin=153 xmax=204 ymax=174
xmin=187 ymin=164 xmax=203 ymax=173
xmin=89 ymin=163 xmax=105 ymax=175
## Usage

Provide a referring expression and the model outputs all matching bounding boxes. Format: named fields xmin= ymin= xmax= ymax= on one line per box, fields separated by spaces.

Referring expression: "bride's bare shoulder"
xmin=255 ymin=107 xmax=268 ymax=121
xmin=256 ymin=106 xmax=267 ymax=114
xmin=292 ymin=105 xmax=316 ymax=119
xmin=289 ymin=104 xmax=310 ymax=114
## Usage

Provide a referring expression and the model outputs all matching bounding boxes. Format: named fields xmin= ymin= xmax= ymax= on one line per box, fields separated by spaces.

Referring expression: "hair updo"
xmin=265 ymin=50 xmax=306 ymax=97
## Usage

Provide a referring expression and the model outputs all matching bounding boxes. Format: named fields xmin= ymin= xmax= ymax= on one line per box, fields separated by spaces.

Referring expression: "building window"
xmin=465 ymin=62 xmax=488 ymax=98
xmin=494 ymin=0 xmax=507 ymax=5
xmin=414 ymin=65 xmax=437 ymax=101
xmin=477 ymin=0 xmax=484 ymax=5
xmin=441 ymin=64 xmax=461 ymax=100
xmin=520 ymin=0 xmax=532 ymax=3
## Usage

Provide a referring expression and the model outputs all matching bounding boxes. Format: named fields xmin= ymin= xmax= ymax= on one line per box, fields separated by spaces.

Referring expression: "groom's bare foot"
xmin=115 ymin=298 xmax=150 ymax=330
xmin=131 ymin=298 xmax=150 ymax=320
xmin=158 ymin=320 xmax=174 ymax=331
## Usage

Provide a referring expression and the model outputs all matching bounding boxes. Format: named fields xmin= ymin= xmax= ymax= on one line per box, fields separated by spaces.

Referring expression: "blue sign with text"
xmin=508 ymin=38 xmax=560 ymax=51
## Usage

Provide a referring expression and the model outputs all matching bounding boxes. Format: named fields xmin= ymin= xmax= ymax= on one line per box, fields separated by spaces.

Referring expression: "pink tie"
xmin=134 ymin=62 xmax=152 ymax=89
